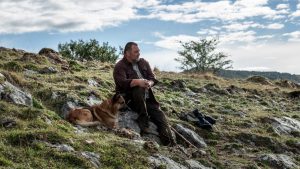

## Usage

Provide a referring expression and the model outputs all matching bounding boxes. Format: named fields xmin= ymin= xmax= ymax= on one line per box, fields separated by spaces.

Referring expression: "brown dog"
xmin=67 ymin=93 xmax=126 ymax=128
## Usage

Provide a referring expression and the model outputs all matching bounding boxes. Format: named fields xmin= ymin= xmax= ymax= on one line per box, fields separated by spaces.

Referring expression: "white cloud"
xmin=228 ymin=42 xmax=300 ymax=74
xmin=153 ymin=33 xmax=199 ymax=50
xmin=276 ymin=4 xmax=289 ymax=10
xmin=144 ymin=0 xmax=282 ymax=23
xmin=283 ymin=31 xmax=300 ymax=41
xmin=0 ymin=0 xmax=160 ymax=34
xmin=222 ymin=22 xmax=264 ymax=31
xmin=146 ymin=42 xmax=300 ymax=74
xmin=265 ymin=23 xmax=284 ymax=29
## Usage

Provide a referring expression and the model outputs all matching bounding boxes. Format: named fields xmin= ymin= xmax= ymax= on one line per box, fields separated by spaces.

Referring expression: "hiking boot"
xmin=195 ymin=116 xmax=212 ymax=130
xmin=204 ymin=115 xmax=216 ymax=125
xmin=140 ymin=127 xmax=151 ymax=135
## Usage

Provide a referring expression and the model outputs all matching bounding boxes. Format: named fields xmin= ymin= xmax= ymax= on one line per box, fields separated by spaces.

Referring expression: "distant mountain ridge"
xmin=217 ymin=69 xmax=300 ymax=83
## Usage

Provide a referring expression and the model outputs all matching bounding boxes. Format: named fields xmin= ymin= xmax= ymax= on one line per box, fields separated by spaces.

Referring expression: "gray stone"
xmin=57 ymin=144 xmax=75 ymax=152
xmin=174 ymin=124 xmax=207 ymax=148
xmin=185 ymin=159 xmax=212 ymax=169
xmin=40 ymin=66 xmax=58 ymax=74
xmin=61 ymin=100 xmax=79 ymax=119
xmin=0 ymin=81 xmax=33 ymax=107
xmin=81 ymin=151 xmax=101 ymax=168
xmin=24 ymin=69 xmax=38 ymax=76
xmin=87 ymin=79 xmax=99 ymax=87
xmin=271 ymin=116 xmax=300 ymax=136
xmin=148 ymin=154 xmax=188 ymax=169
xmin=118 ymin=110 xmax=141 ymax=134
xmin=257 ymin=154 xmax=298 ymax=169
xmin=85 ymin=94 xmax=102 ymax=106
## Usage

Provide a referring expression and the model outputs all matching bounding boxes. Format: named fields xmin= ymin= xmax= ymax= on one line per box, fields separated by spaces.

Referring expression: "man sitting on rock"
xmin=113 ymin=42 xmax=175 ymax=146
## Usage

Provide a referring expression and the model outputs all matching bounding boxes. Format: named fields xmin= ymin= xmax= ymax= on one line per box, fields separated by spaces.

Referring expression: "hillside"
xmin=0 ymin=47 xmax=299 ymax=169
xmin=217 ymin=69 xmax=300 ymax=83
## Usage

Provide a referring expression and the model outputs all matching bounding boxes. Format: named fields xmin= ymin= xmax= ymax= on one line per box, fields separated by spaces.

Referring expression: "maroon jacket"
xmin=113 ymin=57 xmax=159 ymax=106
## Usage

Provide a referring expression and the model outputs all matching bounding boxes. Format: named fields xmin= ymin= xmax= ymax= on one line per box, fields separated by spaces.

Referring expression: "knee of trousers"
xmin=131 ymin=87 xmax=146 ymax=99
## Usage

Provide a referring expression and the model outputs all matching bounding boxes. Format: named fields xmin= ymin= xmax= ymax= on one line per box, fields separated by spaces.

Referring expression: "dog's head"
xmin=112 ymin=93 xmax=127 ymax=111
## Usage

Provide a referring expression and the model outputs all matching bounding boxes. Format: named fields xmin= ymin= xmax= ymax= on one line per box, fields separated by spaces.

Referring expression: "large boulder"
xmin=257 ymin=154 xmax=298 ymax=169
xmin=38 ymin=48 xmax=67 ymax=64
xmin=185 ymin=159 xmax=212 ymax=169
xmin=118 ymin=110 xmax=161 ymax=143
xmin=0 ymin=81 xmax=33 ymax=107
xmin=148 ymin=154 xmax=188 ymax=169
xmin=271 ymin=116 xmax=300 ymax=137
xmin=174 ymin=124 xmax=207 ymax=148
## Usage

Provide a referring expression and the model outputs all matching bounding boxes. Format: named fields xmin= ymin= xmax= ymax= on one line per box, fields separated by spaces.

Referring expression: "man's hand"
xmin=130 ymin=79 xmax=153 ymax=89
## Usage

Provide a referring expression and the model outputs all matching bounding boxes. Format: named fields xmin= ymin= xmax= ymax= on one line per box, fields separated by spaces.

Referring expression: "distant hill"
xmin=217 ymin=69 xmax=300 ymax=83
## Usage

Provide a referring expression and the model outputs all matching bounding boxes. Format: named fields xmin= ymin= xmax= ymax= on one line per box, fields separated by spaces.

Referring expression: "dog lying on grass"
xmin=67 ymin=93 xmax=126 ymax=129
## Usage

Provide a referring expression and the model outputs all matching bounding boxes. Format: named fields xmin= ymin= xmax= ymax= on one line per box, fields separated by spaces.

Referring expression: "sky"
xmin=0 ymin=0 xmax=300 ymax=74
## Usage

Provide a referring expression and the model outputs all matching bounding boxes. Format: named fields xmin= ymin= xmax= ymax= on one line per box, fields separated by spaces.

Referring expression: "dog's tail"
xmin=74 ymin=120 xmax=101 ymax=127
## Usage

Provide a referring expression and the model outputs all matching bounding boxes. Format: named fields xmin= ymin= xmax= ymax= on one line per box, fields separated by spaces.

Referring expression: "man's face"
xmin=127 ymin=45 xmax=140 ymax=62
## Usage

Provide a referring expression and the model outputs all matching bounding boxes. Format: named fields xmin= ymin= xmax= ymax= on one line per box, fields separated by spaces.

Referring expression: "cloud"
xmin=283 ymin=31 xmax=300 ymax=41
xmin=276 ymin=4 xmax=289 ymax=10
xmin=265 ymin=23 xmax=284 ymax=29
xmin=144 ymin=0 xmax=283 ymax=23
xmin=147 ymin=41 xmax=300 ymax=74
xmin=228 ymin=42 xmax=300 ymax=74
xmin=0 ymin=0 xmax=157 ymax=34
xmin=153 ymin=33 xmax=199 ymax=50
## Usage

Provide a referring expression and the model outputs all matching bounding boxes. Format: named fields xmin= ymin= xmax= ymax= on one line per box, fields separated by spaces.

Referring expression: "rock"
xmin=271 ymin=116 xmax=300 ymax=137
xmin=61 ymin=100 xmax=79 ymax=119
xmin=170 ymin=79 xmax=187 ymax=89
xmin=231 ymin=111 xmax=246 ymax=118
xmin=46 ymin=143 xmax=75 ymax=152
xmin=226 ymin=85 xmax=245 ymax=95
xmin=174 ymin=124 xmax=207 ymax=148
xmin=246 ymin=76 xmax=273 ymax=85
xmin=118 ymin=110 xmax=141 ymax=134
xmin=87 ymin=79 xmax=99 ymax=87
xmin=257 ymin=154 xmax=298 ymax=169
xmin=236 ymin=133 xmax=286 ymax=153
xmin=185 ymin=159 xmax=212 ymax=169
xmin=148 ymin=154 xmax=188 ymax=169
xmin=57 ymin=144 xmax=75 ymax=152
xmin=203 ymin=83 xmax=230 ymax=95
xmin=39 ymin=66 xmax=58 ymax=74
xmin=85 ymin=94 xmax=102 ymax=106
xmin=0 ymin=118 xmax=17 ymax=128
xmin=80 ymin=151 xmax=101 ymax=168
xmin=24 ymin=69 xmax=38 ymax=76
xmin=0 ymin=81 xmax=33 ymax=107
xmin=288 ymin=90 xmax=300 ymax=99
xmin=118 ymin=110 xmax=162 ymax=144
xmin=38 ymin=48 xmax=67 ymax=64
xmin=275 ymin=80 xmax=300 ymax=89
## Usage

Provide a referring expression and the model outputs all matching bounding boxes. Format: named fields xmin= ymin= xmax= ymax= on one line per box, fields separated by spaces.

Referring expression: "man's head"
xmin=124 ymin=42 xmax=140 ymax=63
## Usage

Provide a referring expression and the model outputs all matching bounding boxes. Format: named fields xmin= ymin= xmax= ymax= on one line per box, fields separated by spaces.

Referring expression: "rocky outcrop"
xmin=174 ymin=124 xmax=207 ymax=148
xmin=257 ymin=154 xmax=298 ymax=169
xmin=0 ymin=80 xmax=33 ymax=107
xmin=38 ymin=48 xmax=67 ymax=64
xmin=246 ymin=76 xmax=273 ymax=85
xmin=148 ymin=154 xmax=187 ymax=169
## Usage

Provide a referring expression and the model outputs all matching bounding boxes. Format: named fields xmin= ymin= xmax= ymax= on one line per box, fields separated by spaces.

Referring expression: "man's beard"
xmin=132 ymin=57 xmax=140 ymax=63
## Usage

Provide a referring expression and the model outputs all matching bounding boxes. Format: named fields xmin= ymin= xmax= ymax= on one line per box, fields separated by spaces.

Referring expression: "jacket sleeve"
xmin=113 ymin=63 xmax=132 ymax=91
xmin=144 ymin=59 xmax=159 ymax=86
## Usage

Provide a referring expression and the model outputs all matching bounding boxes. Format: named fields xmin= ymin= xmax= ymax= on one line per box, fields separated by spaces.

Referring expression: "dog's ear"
xmin=112 ymin=93 xmax=121 ymax=103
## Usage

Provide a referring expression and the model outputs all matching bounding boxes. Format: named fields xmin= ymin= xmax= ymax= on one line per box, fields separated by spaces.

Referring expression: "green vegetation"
xmin=58 ymin=39 xmax=120 ymax=63
xmin=175 ymin=38 xmax=232 ymax=73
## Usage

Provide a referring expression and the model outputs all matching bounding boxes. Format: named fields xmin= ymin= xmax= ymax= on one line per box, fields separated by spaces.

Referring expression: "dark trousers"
xmin=128 ymin=87 xmax=174 ymax=145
